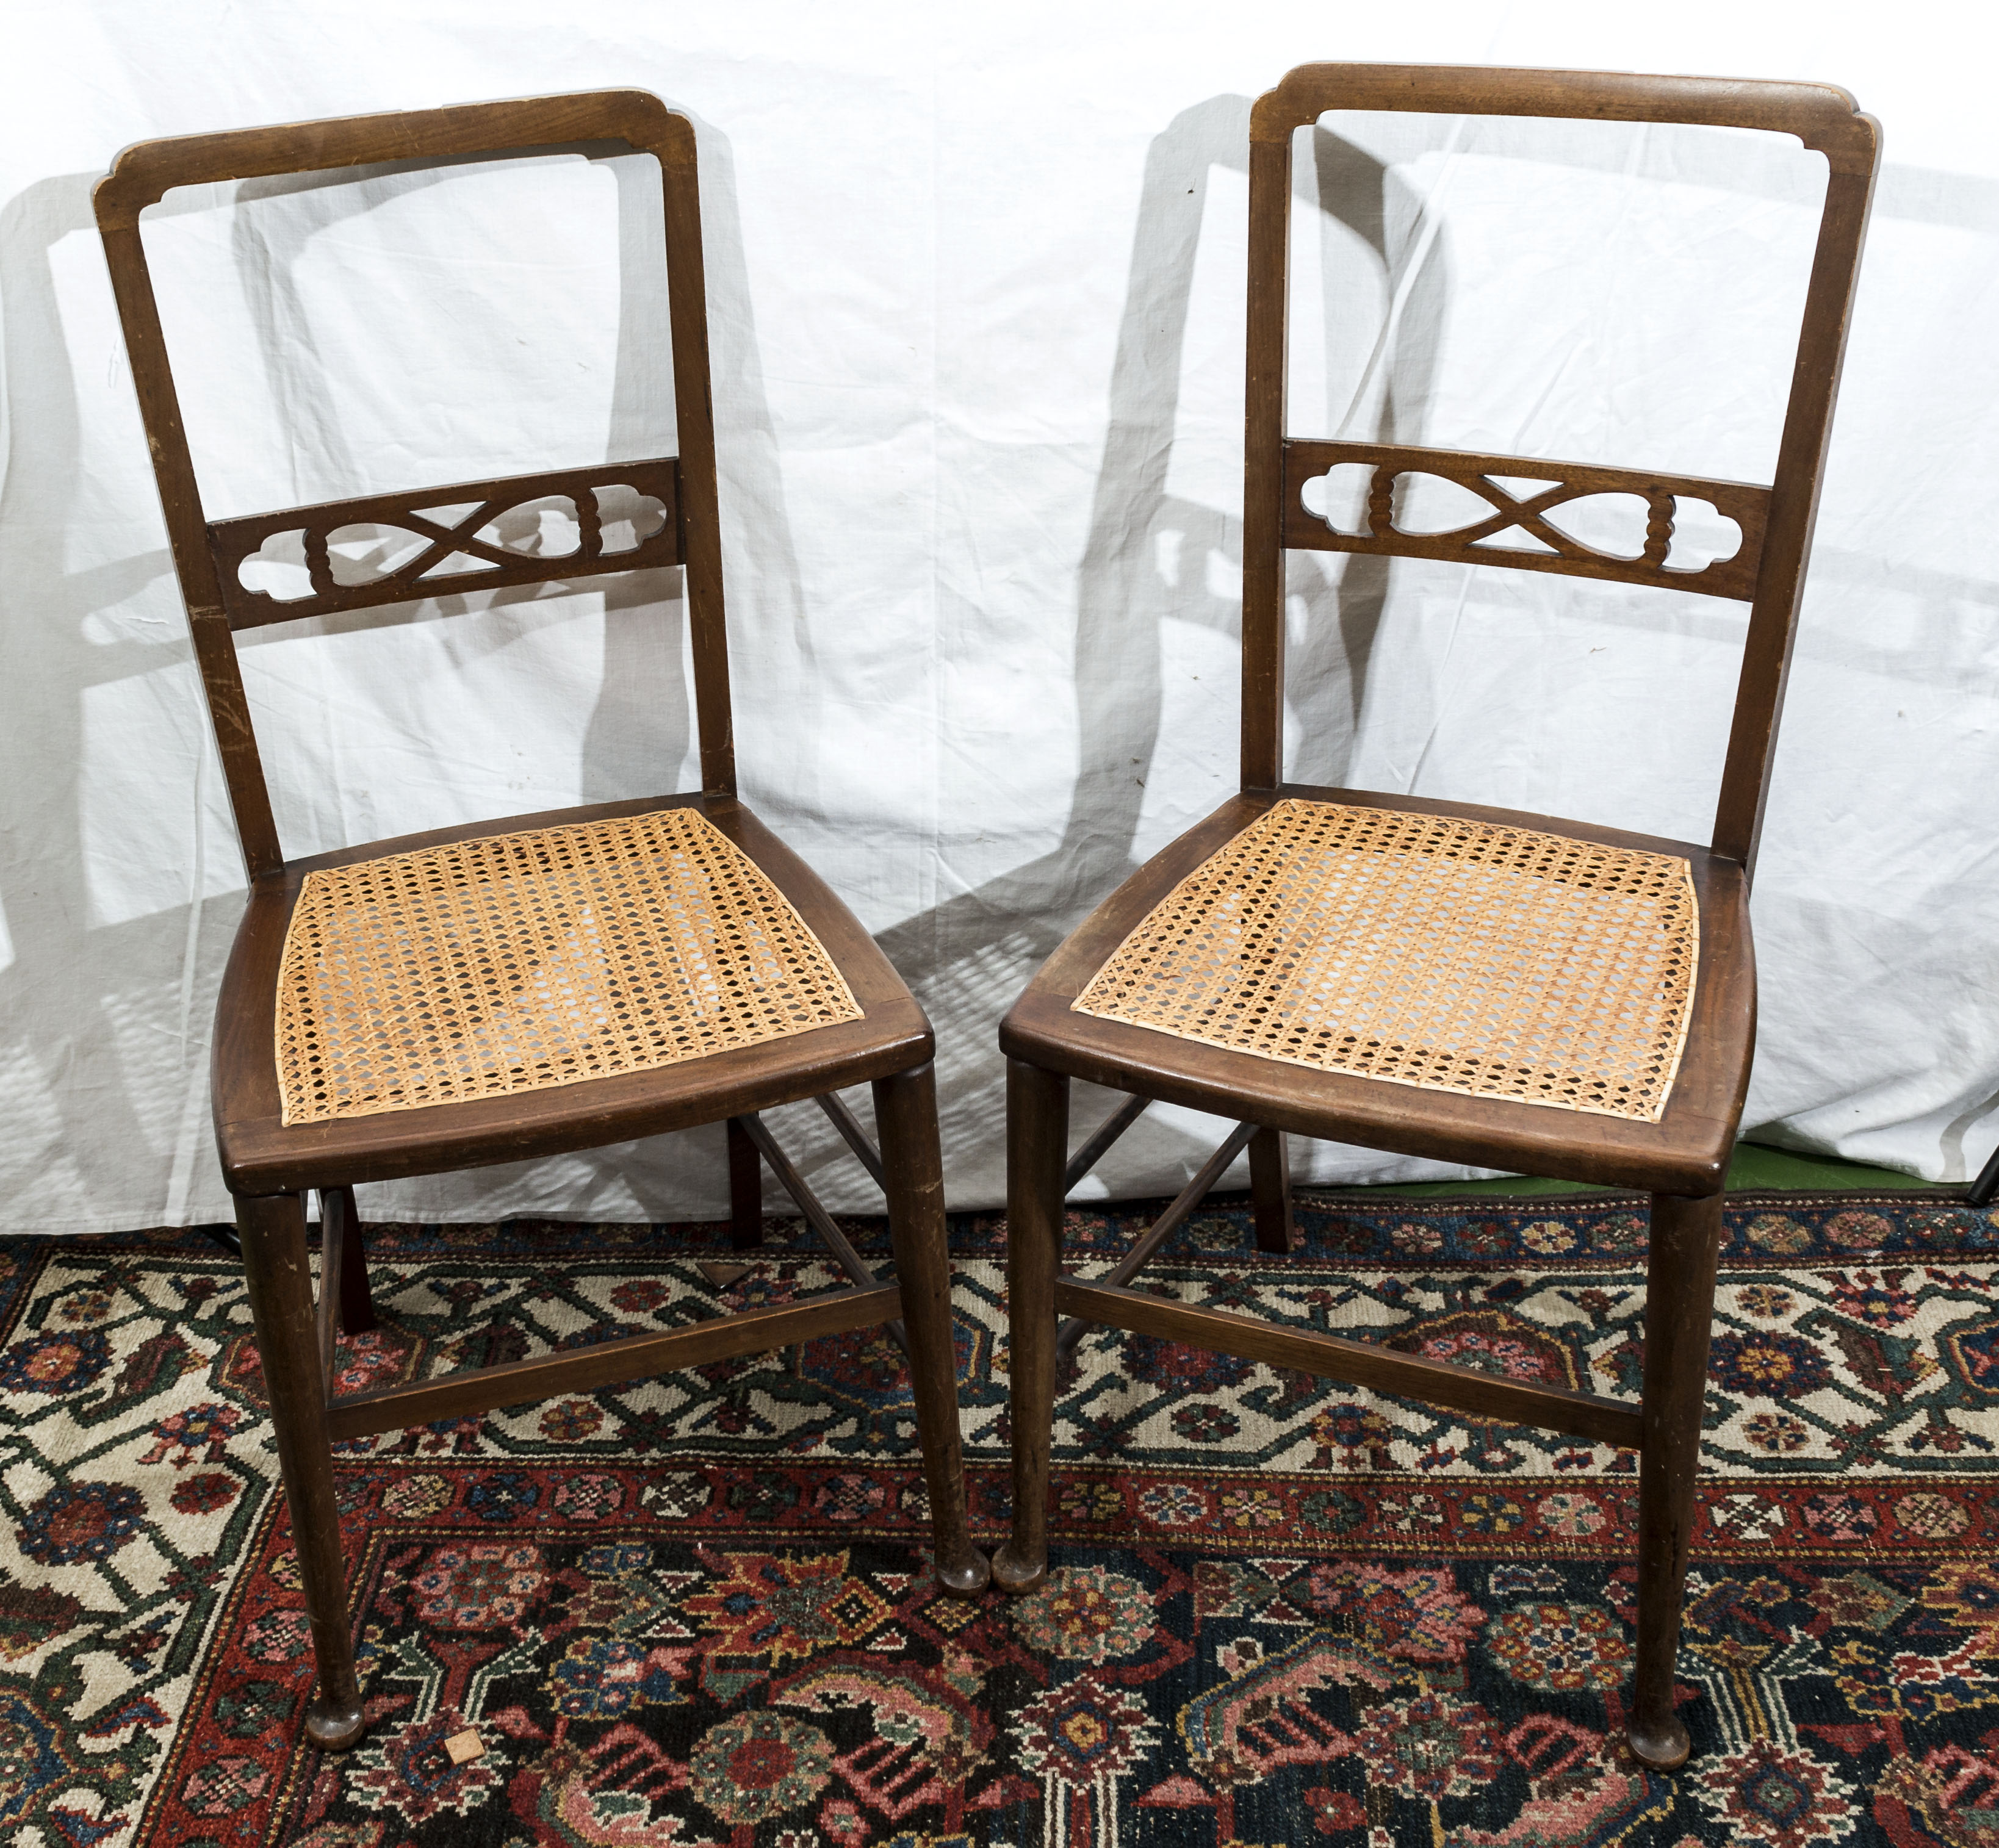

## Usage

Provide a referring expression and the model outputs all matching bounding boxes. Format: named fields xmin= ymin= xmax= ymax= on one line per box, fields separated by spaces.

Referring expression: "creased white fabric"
xmin=2 ymin=2 xmax=1995 ymax=1232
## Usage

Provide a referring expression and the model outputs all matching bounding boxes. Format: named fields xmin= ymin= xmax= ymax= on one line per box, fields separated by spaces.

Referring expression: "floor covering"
xmin=3 ymin=1185 xmax=1997 ymax=1846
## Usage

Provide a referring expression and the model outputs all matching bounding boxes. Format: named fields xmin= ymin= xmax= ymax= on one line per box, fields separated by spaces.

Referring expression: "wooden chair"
xmin=93 ymin=91 xmax=989 ymax=1753
xmin=993 ymin=64 xmax=1877 ymax=1771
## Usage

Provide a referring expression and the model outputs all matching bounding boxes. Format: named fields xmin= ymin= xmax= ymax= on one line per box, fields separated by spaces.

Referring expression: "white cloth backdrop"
xmin=2 ymin=2 xmax=1996 ymax=1234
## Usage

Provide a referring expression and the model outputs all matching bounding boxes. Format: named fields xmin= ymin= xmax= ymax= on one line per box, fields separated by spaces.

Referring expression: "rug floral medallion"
xmin=4 ymin=1189 xmax=1999 ymax=1846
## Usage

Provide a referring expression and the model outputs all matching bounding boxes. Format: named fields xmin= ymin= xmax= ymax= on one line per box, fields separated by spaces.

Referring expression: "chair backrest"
xmin=94 ymin=92 xmax=732 ymax=882
xmin=1242 ymin=65 xmax=1879 ymax=879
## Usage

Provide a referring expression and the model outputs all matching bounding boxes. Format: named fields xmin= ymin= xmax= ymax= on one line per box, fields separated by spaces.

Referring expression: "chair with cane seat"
xmin=94 ymin=90 xmax=990 ymax=1753
xmin=992 ymin=63 xmax=1877 ymax=1771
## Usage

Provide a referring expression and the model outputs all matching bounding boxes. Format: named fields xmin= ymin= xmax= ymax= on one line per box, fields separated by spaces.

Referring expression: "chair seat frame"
xmin=993 ymin=64 xmax=1879 ymax=1775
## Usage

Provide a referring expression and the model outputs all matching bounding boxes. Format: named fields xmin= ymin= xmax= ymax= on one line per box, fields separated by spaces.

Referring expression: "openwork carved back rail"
xmin=209 ymin=458 xmax=683 ymax=628
xmin=1281 ymin=440 xmax=1771 ymax=603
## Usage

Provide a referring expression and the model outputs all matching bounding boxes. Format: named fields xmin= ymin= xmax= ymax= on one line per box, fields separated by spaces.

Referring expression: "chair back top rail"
xmin=1241 ymin=63 xmax=1880 ymax=880
xmin=93 ymin=90 xmax=732 ymax=880
xmin=94 ymin=91 xmax=682 ymax=221
xmin=1251 ymin=63 xmax=1875 ymax=168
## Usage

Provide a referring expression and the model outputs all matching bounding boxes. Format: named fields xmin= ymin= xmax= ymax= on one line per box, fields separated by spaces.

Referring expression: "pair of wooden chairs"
xmin=95 ymin=66 xmax=1877 ymax=1771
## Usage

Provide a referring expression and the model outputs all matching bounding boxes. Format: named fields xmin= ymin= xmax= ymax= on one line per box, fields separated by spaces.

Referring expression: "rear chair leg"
xmin=873 ymin=1063 xmax=990 ymax=1597
xmin=726 ymin=1117 xmax=765 ymax=1250
xmin=236 ymin=1192 xmax=367 ymax=1750
xmin=1629 ymin=1188 xmax=1725 ymax=1771
xmin=322 ymin=1187 xmax=376 ymax=1336
xmin=1248 ymin=1126 xmax=1294 ymax=1254
xmin=994 ymin=1059 xmax=1067 ymax=1595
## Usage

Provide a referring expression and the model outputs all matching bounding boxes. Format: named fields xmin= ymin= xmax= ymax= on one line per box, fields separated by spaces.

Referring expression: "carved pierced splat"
xmin=1284 ymin=440 xmax=1768 ymax=602
xmin=209 ymin=458 xmax=680 ymax=629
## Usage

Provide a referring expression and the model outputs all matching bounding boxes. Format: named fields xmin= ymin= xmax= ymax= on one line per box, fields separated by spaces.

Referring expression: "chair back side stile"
xmin=1240 ymin=65 xmax=1879 ymax=882
xmin=91 ymin=92 xmax=738 ymax=884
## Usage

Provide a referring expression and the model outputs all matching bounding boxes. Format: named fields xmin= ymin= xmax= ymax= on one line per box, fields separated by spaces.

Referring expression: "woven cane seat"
xmin=1072 ymin=800 xmax=1699 ymax=1122
xmin=274 ymin=807 xmax=863 ymax=1126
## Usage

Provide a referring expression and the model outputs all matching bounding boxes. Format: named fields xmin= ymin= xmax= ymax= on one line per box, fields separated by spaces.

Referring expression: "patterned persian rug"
xmin=4 ymin=1189 xmax=1998 ymax=1846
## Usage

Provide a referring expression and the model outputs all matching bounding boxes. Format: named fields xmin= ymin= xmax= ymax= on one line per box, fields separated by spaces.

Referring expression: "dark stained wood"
xmin=727 ymin=1117 xmax=765 ymax=1251
xmin=992 ymin=1059 xmax=1067 ymax=1597
xmin=1968 ymin=1140 xmax=1999 ymax=1210
xmin=97 ymin=92 xmax=978 ymax=1750
xmin=657 ymin=112 xmax=736 ymax=800
xmin=1240 ymin=134 xmax=1291 ymax=791
xmin=1062 ymin=1091 xmax=1150 ymax=1194
xmin=1712 ymin=165 xmax=1879 ymax=876
xmin=816 ymin=1090 xmax=889 ymax=1190
xmin=325 ymin=1281 xmax=900 ymax=1442
xmin=209 ymin=459 xmax=682 ymax=629
xmin=1282 ymin=441 xmax=1770 ymax=602
xmin=874 ymin=1063 xmax=990 ymax=1594
xmin=1251 ymin=65 xmax=1878 ymax=172
xmin=1003 ymin=63 xmax=1876 ymax=1777
xmin=95 ymin=221 xmax=283 ymax=876
xmin=1094 ymin=1121 xmax=1256 ymax=1289
xmin=736 ymin=1109 xmax=909 ymax=1353
xmin=236 ymin=1193 xmax=365 ymax=1750
xmin=95 ymin=92 xmax=691 ymax=218
xmin=1056 ymin=1119 xmax=1258 ymax=1356
xmin=313 ymin=1195 xmax=344 ymax=1387
xmin=1629 ymin=1190 xmax=1726 ymax=1771
xmin=323 ymin=1187 xmax=377 ymax=1337
xmin=1054 ymin=1280 xmax=1644 ymax=1450
xmin=1248 ymin=1126 xmax=1294 ymax=1254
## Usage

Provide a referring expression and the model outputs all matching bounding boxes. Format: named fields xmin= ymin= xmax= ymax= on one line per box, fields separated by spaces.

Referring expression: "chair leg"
xmin=872 ymin=1063 xmax=990 ymax=1597
xmin=726 ymin=1116 xmax=765 ymax=1249
xmin=1629 ymin=1188 xmax=1724 ymax=1771
xmin=994 ymin=1058 xmax=1067 ymax=1595
xmin=322 ymin=1187 xmax=377 ymax=1336
xmin=1248 ymin=1126 xmax=1294 ymax=1254
xmin=236 ymin=1192 xmax=367 ymax=1751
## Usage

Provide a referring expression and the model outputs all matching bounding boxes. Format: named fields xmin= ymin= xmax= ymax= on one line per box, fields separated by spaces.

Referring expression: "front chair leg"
xmin=236 ymin=1192 xmax=367 ymax=1750
xmin=1629 ymin=1188 xmax=1725 ymax=1771
xmin=873 ymin=1063 xmax=990 ymax=1597
xmin=993 ymin=1058 xmax=1067 ymax=1595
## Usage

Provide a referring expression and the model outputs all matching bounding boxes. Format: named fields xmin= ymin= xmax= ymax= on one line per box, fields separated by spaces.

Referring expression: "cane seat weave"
xmin=1072 ymin=800 xmax=1699 ymax=1121
xmin=275 ymin=807 xmax=863 ymax=1126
